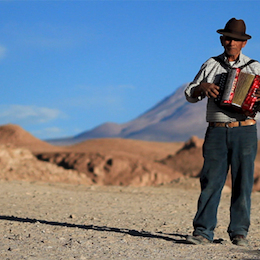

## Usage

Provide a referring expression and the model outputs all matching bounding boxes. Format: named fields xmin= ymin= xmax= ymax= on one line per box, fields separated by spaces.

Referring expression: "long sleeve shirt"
xmin=185 ymin=52 xmax=260 ymax=122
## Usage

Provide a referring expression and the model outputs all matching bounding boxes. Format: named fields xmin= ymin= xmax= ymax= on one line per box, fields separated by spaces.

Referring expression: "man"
xmin=185 ymin=18 xmax=260 ymax=246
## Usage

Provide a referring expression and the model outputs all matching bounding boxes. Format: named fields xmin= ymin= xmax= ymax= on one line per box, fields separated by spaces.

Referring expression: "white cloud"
xmin=32 ymin=126 xmax=64 ymax=139
xmin=5 ymin=22 xmax=98 ymax=51
xmin=72 ymin=84 xmax=135 ymax=109
xmin=32 ymin=126 xmax=83 ymax=139
xmin=0 ymin=105 xmax=64 ymax=125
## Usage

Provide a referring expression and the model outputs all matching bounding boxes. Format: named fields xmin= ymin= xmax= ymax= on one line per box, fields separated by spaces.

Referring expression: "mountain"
xmin=116 ymin=84 xmax=207 ymax=141
xmin=47 ymin=84 xmax=207 ymax=145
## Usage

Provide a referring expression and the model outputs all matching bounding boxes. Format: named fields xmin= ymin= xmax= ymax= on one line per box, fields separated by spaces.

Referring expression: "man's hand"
xmin=199 ymin=82 xmax=220 ymax=98
xmin=192 ymin=82 xmax=220 ymax=99
xmin=243 ymin=89 xmax=260 ymax=117
xmin=255 ymin=89 xmax=260 ymax=102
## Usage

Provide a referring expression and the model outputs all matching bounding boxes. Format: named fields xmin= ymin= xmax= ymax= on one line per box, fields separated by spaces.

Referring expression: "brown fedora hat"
xmin=217 ymin=18 xmax=251 ymax=40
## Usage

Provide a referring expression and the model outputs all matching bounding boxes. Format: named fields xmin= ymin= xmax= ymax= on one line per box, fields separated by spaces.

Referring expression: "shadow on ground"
xmin=0 ymin=215 xmax=188 ymax=244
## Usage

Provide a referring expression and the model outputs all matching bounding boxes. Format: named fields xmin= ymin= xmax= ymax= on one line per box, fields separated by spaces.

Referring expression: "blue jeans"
xmin=193 ymin=124 xmax=257 ymax=241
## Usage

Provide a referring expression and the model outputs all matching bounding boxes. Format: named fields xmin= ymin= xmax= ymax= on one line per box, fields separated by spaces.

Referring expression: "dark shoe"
xmin=232 ymin=235 xmax=249 ymax=246
xmin=186 ymin=235 xmax=211 ymax=245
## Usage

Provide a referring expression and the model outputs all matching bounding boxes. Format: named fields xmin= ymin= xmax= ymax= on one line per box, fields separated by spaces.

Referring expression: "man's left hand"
xmin=255 ymin=89 xmax=260 ymax=102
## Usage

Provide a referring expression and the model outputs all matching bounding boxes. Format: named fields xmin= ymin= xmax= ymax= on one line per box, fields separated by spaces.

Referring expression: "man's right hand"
xmin=192 ymin=82 xmax=220 ymax=99
xmin=199 ymin=82 xmax=220 ymax=98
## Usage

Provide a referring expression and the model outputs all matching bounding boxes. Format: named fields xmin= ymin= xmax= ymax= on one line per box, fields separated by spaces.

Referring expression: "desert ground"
xmin=1 ymin=124 xmax=260 ymax=259
xmin=1 ymin=180 xmax=260 ymax=260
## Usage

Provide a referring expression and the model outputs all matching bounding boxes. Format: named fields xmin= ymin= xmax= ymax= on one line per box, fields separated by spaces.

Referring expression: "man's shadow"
xmin=3 ymin=214 xmax=260 ymax=259
xmin=0 ymin=215 xmax=189 ymax=244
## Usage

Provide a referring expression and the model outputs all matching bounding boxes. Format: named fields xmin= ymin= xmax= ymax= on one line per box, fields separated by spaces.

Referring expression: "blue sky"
xmin=1 ymin=1 xmax=260 ymax=140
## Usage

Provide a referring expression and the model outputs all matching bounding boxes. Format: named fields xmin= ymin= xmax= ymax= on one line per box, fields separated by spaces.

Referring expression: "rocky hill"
xmin=2 ymin=124 xmax=260 ymax=191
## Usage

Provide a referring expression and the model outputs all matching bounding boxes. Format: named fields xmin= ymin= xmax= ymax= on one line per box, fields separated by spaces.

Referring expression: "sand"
xmin=1 ymin=179 xmax=260 ymax=260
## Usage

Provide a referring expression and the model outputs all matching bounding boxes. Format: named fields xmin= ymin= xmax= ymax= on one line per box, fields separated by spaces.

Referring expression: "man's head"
xmin=217 ymin=18 xmax=250 ymax=61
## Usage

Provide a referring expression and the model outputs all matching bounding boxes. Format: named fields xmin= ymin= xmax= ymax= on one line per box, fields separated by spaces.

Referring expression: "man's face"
xmin=220 ymin=36 xmax=247 ymax=61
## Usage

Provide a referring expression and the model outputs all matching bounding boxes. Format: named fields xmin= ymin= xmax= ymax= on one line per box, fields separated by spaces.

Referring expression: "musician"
xmin=185 ymin=18 xmax=260 ymax=246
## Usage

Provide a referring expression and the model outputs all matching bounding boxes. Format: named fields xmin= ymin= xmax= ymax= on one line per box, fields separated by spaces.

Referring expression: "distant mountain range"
xmin=47 ymin=83 xmax=260 ymax=145
xmin=47 ymin=84 xmax=208 ymax=145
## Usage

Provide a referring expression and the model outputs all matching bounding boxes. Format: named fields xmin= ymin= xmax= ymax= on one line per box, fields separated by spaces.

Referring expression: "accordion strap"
xmin=212 ymin=56 xmax=257 ymax=71
xmin=238 ymin=59 xmax=257 ymax=70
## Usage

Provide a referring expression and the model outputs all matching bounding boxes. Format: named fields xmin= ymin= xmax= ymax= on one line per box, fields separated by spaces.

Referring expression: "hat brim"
xmin=217 ymin=29 xmax=251 ymax=40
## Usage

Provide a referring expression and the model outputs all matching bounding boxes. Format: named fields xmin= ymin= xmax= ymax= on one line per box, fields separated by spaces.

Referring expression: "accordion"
xmin=215 ymin=68 xmax=260 ymax=112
